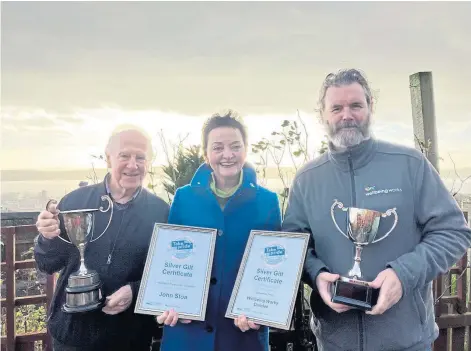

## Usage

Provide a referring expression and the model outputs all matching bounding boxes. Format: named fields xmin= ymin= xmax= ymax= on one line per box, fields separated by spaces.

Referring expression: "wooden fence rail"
xmin=1 ymin=225 xmax=55 ymax=351
xmin=433 ymin=211 xmax=470 ymax=351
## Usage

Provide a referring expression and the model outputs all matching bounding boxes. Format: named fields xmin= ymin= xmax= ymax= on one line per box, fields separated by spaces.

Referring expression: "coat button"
xmin=218 ymin=230 xmax=224 ymax=236
xmin=206 ymin=325 xmax=214 ymax=333
xmin=210 ymin=277 xmax=217 ymax=285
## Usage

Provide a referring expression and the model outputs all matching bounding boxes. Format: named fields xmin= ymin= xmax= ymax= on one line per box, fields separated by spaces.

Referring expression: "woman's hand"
xmin=234 ymin=314 xmax=260 ymax=332
xmin=156 ymin=309 xmax=192 ymax=327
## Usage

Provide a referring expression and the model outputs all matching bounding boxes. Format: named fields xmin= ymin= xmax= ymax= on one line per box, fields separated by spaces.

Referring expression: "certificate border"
xmin=224 ymin=230 xmax=310 ymax=330
xmin=134 ymin=223 xmax=217 ymax=321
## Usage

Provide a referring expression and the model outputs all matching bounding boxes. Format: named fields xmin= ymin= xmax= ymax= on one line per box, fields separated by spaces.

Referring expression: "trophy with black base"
xmin=329 ymin=200 xmax=398 ymax=311
xmin=55 ymin=195 xmax=113 ymax=313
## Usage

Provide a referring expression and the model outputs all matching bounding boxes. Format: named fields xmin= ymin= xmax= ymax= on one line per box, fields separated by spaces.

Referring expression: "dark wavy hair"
xmin=201 ymin=109 xmax=248 ymax=154
xmin=317 ymin=68 xmax=374 ymax=113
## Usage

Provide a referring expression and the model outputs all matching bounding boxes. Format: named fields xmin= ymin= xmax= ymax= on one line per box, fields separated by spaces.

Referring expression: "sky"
xmin=1 ymin=1 xmax=470 ymax=176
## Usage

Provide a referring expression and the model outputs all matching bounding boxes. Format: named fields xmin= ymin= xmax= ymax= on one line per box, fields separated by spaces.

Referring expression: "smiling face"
xmin=322 ymin=82 xmax=372 ymax=149
xmin=205 ymin=126 xmax=247 ymax=184
xmin=106 ymin=129 xmax=150 ymax=194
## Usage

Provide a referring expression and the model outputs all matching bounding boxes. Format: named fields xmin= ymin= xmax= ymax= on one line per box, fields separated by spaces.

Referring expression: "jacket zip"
xmin=359 ymin=313 xmax=364 ymax=351
xmin=347 ymin=154 xmax=356 ymax=207
xmin=348 ymin=153 xmax=364 ymax=351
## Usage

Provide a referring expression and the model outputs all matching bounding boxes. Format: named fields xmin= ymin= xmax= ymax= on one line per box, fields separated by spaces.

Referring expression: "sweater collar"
xmin=103 ymin=173 xmax=143 ymax=208
xmin=210 ymin=169 xmax=244 ymax=198
xmin=327 ymin=137 xmax=377 ymax=172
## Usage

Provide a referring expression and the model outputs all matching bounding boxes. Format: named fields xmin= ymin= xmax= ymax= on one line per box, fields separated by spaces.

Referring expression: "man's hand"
xmin=156 ymin=309 xmax=192 ymax=326
xmin=316 ymin=272 xmax=352 ymax=313
xmin=234 ymin=314 xmax=260 ymax=332
xmin=102 ymin=285 xmax=133 ymax=315
xmin=36 ymin=201 xmax=61 ymax=239
xmin=366 ymin=268 xmax=403 ymax=315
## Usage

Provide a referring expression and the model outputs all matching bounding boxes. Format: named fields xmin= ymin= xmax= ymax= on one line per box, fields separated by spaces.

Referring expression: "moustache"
xmin=335 ymin=120 xmax=360 ymax=130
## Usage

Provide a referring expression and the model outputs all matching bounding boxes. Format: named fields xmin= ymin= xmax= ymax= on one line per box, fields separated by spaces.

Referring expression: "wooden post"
xmin=45 ymin=274 xmax=56 ymax=351
xmin=4 ymin=227 xmax=17 ymax=351
xmin=410 ymin=71 xmax=446 ymax=317
xmin=409 ymin=71 xmax=440 ymax=172
xmin=409 ymin=73 xmax=451 ymax=351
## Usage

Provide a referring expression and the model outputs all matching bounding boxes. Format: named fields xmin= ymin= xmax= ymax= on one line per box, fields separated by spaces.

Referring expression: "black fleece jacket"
xmin=34 ymin=179 xmax=169 ymax=350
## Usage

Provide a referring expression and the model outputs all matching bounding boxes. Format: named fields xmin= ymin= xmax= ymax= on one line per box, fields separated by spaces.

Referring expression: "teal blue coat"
xmin=160 ymin=163 xmax=282 ymax=351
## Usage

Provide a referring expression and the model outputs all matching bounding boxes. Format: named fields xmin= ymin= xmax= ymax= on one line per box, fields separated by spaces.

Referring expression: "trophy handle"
xmin=45 ymin=200 xmax=73 ymax=245
xmin=331 ymin=199 xmax=349 ymax=240
xmin=57 ymin=234 xmax=73 ymax=244
xmin=98 ymin=195 xmax=112 ymax=213
xmin=373 ymin=208 xmax=398 ymax=244
xmin=52 ymin=195 xmax=113 ymax=244
xmin=90 ymin=195 xmax=114 ymax=242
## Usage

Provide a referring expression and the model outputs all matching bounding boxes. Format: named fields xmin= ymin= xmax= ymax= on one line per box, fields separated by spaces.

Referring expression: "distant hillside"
xmin=2 ymin=166 xmax=470 ymax=184
xmin=1 ymin=166 xmax=297 ymax=182
xmin=1 ymin=169 xmax=109 ymax=182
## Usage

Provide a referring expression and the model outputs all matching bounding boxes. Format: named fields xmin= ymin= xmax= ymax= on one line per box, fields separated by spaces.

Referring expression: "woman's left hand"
xmin=234 ymin=314 xmax=260 ymax=332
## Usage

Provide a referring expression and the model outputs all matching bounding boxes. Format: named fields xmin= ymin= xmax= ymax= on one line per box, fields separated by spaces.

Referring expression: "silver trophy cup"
xmin=56 ymin=195 xmax=113 ymax=313
xmin=329 ymin=199 xmax=398 ymax=310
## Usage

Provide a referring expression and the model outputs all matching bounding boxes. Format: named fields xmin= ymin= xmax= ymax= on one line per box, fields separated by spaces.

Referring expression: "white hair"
xmin=104 ymin=124 xmax=153 ymax=159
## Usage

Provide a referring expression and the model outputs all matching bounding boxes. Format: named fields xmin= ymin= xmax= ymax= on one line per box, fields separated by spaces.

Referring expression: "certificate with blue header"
xmin=225 ymin=230 xmax=310 ymax=330
xmin=135 ymin=223 xmax=217 ymax=321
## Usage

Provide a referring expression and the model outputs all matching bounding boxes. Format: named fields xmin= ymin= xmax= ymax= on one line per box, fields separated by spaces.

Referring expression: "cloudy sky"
xmin=1 ymin=1 xmax=470 ymax=176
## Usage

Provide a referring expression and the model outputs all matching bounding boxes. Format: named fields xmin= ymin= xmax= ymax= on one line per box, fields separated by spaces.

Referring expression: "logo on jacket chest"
xmin=364 ymin=185 xmax=402 ymax=197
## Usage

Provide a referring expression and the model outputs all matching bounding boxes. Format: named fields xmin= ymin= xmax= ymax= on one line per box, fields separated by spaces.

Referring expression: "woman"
xmin=157 ymin=111 xmax=282 ymax=351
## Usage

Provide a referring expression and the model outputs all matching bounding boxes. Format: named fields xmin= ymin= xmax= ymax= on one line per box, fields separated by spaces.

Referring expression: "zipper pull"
xmin=106 ymin=254 xmax=112 ymax=265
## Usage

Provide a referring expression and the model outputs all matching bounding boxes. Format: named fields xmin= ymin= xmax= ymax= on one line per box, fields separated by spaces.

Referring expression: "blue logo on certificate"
xmin=262 ymin=243 xmax=287 ymax=266
xmin=169 ymin=238 xmax=194 ymax=260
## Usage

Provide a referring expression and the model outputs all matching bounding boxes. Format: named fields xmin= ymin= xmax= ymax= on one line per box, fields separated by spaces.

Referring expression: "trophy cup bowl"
xmin=57 ymin=195 xmax=113 ymax=313
xmin=328 ymin=200 xmax=398 ymax=311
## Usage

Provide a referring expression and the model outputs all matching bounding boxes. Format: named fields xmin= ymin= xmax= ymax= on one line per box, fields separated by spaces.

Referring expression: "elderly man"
xmin=34 ymin=125 xmax=169 ymax=350
xmin=282 ymin=69 xmax=471 ymax=351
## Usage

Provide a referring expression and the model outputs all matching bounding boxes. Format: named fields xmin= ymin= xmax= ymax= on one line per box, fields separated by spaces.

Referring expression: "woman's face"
xmin=205 ymin=127 xmax=247 ymax=182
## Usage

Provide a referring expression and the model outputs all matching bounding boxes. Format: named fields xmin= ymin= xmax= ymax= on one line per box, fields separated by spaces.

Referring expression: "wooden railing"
xmin=433 ymin=211 xmax=470 ymax=351
xmin=1 ymin=225 xmax=55 ymax=351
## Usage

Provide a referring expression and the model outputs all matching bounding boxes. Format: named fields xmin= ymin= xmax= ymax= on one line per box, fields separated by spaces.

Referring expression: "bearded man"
xmin=282 ymin=69 xmax=471 ymax=351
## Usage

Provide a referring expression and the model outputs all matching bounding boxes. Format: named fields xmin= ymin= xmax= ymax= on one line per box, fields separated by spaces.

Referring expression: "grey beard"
xmin=326 ymin=120 xmax=371 ymax=150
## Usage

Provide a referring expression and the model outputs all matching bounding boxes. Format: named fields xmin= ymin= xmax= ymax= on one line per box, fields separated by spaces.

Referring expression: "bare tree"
xmin=414 ymin=134 xmax=470 ymax=199
xmin=86 ymin=154 xmax=105 ymax=184
xmin=446 ymin=153 xmax=471 ymax=198
xmin=251 ymin=112 xmax=327 ymax=217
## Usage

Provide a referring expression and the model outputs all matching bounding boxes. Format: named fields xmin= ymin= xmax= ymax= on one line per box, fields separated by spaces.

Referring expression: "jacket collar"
xmin=190 ymin=162 xmax=258 ymax=190
xmin=327 ymin=137 xmax=377 ymax=172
